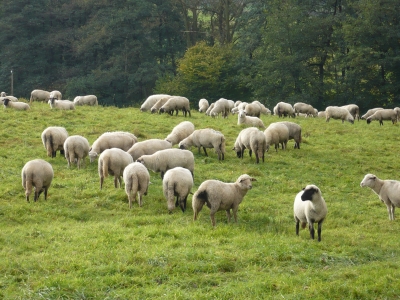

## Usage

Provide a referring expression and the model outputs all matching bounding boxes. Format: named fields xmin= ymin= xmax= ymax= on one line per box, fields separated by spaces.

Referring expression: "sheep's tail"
xmin=23 ymin=171 xmax=32 ymax=201
xmin=167 ymin=181 xmax=176 ymax=212
xmin=219 ymin=137 xmax=226 ymax=160
xmin=101 ymin=157 xmax=109 ymax=178
xmin=192 ymin=189 xmax=207 ymax=221
xmin=43 ymin=133 xmax=54 ymax=157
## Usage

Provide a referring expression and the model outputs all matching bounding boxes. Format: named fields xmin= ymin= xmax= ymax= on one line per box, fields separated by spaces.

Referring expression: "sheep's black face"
xmin=301 ymin=187 xmax=318 ymax=202
xmin=367 ymin=119 xmax=371 ymax=124
xmin=3 ymin=98 xmax=10 ymax=105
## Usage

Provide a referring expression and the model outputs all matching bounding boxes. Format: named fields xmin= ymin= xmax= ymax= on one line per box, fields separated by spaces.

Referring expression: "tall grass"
xmin=1 ymin=102 xmax=400 ymax=299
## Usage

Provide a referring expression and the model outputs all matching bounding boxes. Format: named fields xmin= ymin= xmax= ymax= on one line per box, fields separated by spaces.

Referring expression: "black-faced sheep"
xmin=73 ymin=95 xmax=98 ymax=106
xmin=238 ymin=109 xmax=266 ymax=128
xmin=30 ymin=89 xmax=50 ymax=103
xmin=325 ymin=106 xmax=354 ymax=124
xmin=162 ymin=167 xmax=193 ymax=213
xmin=21 ymin=159 xmax=54 ymax=202
xmin=127 ymin=139 xmax=172 ymax=162
xmin=64 ymin=135 xmax=90 ymax=169
xmin=41 ymin=126 xmax=69 ymax=158
xmin=164 ymin=121 xmax=195 ymax=146
xmin=366 ymin=109 xmax=397 ymax=125
xmin=123 ymin=162 xmax=150 ymax=209
xmin=98 ymin=148 xmax=133 ymax=189
xmin=140 ymin=94 xmax=170 ymax=112
xmin=3 ymin=98 xmax=30 ymax=110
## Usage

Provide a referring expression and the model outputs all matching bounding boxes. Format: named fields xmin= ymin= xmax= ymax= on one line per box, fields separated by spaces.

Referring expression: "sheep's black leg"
xmin=317 ymin=221 xmax=323 ymax=242
xmin=203 ymin=147 xmax=208 ymax=156
xmin=175 ymin=196 xmax=179 ymax=207
xmin=309 ymin=222 xmax=315 ymax=240
xmin=295 ymin=220 xmax=300 ymax=236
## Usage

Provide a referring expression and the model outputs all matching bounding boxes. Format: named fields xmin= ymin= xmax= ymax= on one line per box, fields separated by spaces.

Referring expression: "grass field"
xmin=1 ymin=101 xmax=400 ymax=299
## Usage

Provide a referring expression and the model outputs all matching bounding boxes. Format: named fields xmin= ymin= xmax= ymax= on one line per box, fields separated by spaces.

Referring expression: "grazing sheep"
xmin=63 ymin=135 xmax=90 ymax=169
xmin=260 ymin=104 xmax=271 ymax=115
xmin=238 ymin=109 xmax=266 ymax=128
xmin=123 ymin=162 xmax=150 ymax=209
xmin=294 ymin=102 xmax=317 ymax=117
xmin=366 ymin=109 xmax=397 ymax=126
xmin=294 ymin=184 xmax=327 ymax=241
xmin=205 ymin=103 xmax=215 ymax=116
xmin=198 ymin=98 xmax=209 ymax=113
xmin=277 ymin=121 xmax=302 ymax=149
xmin=394 ymin=107 xmax=400 ymax=121
xmin=275 ymin=102 xmax=296 ymax=118
xmin=159 ymin=96 xmax=191 ymax=117
xmin=49 ymin=90 xmax=62 ymax=100
xmin=233 ymin=127 xmax=266 ymax=163
xmin=325 ymin=106 xmax=354 ymax=124
xmin=150 ymin=96 xmax=172 ymax=113
xmin=140 ymin=94 xmax=170 ymax=112
xmin=244 ymin=101 xmax=263 ymax=117
xmin=89 ymin=131 xmax=138 ymax=162
xmin=136 ymin=148 xmax=194 ymax=179
xmin=317 ymin=111 xmax=326 ymax=118
xmin=210 ymin=98 xmax=230 ymax=118
xmin=41 ymin=126 xmax=69 ymax=158
xmin=30 ymin=89 xmax=50 ymax=103
xmin=98 ymin=148 xmax=133 ymax=189
xmin=192 ymin=174 xmax=256 ymax=227
xmin=164 ymin=121 xmax=195 ymax=146
xmin=360 ymin=174 xmax=400 ymax=220
xmin=163 ymin=167 xmax=193 ymax=213
xmin=73 ymin=95 xmax=98 ymax=106
xmin=232 ymin=102 xmax=248 ymax=114
xmin=3 ymin=98 xmax=30 ymax=110
xmin=264 ymin=122 xmax=289 ymax=151
xmin=49 ymin=98 xmax=75 ymax=110
xmin=21 ymin=159 xmax=54 ymax=202
xmin=127 ymin=139 xmax=172 ymax=161
xmin=179 ymin=128 xmax=226 ymax=160
xmin=341 ymin=104 xmax=360 ymax=121
xmin=233 ymin=127 xmax=259 ymax=159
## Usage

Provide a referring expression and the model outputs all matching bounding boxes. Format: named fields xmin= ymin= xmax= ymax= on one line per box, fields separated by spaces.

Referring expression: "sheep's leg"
xmin=203 ymin=147 xmax=208 ymax=156
xmin=255 ymin=153 xmax=259 ymax=164
xmin=249 ymin=149 xmax=252 ymax=157
xmin=114 ymin=176 xmax=119 ymax=188
xmin=295 ymin=219 xmax=300 ymax=236
xmin=100 ymin=176 xmax=104 ymax=189
xmin=317 ymin=221 xmax=323 ymax=242
xmin=232 ymin=207 xmax=238 ymax=223
xmin=44 ymin=187 xmax=48 ymax=200
xmin=226 ymin=210 xmax=231 ymax=223
xmin=197 ymin=147 xmax=201 ymax=154
xmin=210 ymin=213 xmax=216 ymax=227
xmin=392 ymin=205 xmax=395 ymax=220
xmin=309 ymin=222 xmax=315 ymax=240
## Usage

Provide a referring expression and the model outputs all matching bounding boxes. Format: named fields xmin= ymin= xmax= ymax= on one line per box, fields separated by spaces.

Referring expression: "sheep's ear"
xmin=302 ymin=187 xmax=305 ymax=190
xmin=250 ymin=178 xmax=257 ymax=181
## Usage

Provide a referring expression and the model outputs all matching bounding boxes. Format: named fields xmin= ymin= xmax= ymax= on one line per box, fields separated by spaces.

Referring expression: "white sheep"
xmin=98 ymin=148 xmax=133 ymax=189
xmin=127 ymin=139 xmax=172 ymax=161
xmin=30 ymin=89 xmax=50 ymax=103
xmin=264 ymin=122 xmax=289 ymax=151
xmin=244 ymin=101 xmax=263 ymax=117
xmin=233 ymin=127 xmax=266 ymax=163
xmin=277 ymin=121 xmax=302 ymax=149
xmin=21 ymin=159 xmax=54 ymax=202
xmin=178 ymin=128 xmax=226 ymax=160
xmin=89 ymin=131 xmax=138 ymax=162
xmin=163 ymin=167 xmax=193 ymax=213
xmin=360 ymin=174 xmax=400 ymax=220
xmin=0 ymin=95 xmax=18 ymax=103
xmin=238 ymin=109 xmax=266 ymax=128
xmin=294 ymin=102 xmax=317 ymax=117
xmin=41 ymin=126 xmax=69 ymax=158
xmin=360 ymin=108 xmax=383 ymax=120
xmin=123 ymin=162 xmax=150 ymax=209
xmin=294 ymin=184 xmax=327 ymax=241
xmin=232 ymin=102 xmax=248 ymax=114
xmin=366 ymin=109 xmax=397 ymax=125
xmin=73 ymin=95 xmax=98 ymax=106
xmin=205 ymin=103 xmax=215 ymax=116
xmin=233 ymin=127 xmax=259 ymax=159
xmin=140 ymin=94 xmax=170 ymax=112
xmin=164 ymin=121 xmax=195 ymax=146
xmin=49 ymin=98 xmax=75 ymax=110
xmin=198 ymin=98 xmax=209 ymax=113
xmin=275 ymin=102 xmax=296 ymax=118
xmin=0 ymin=92 xmax=6 ymax=97
xmin=49 ymin=90 xmax=62 ymax=100
xmin=150 ymin=96 xmax=172 ymax=113
xmin=159 ymin=96 xmax=191 ymax=117
xmin=192 ymin=174 xmax=256 ymax=227
xmin=317 ymin=111 xmax=326 ymax=118
xmin=136 ymin=148 xmax=195 ymax=179
xmin=63 ymin=135 xmax=90 ymax=169
xmin=210 ymin=98 xmax=230 ymax=118
xmin=3 ymin=98 xmax=30 ymax=110
xmin=341 ymin=104 xmax=360 ymax=121
xmin=325 ymin=106 xmax=354 ymax=124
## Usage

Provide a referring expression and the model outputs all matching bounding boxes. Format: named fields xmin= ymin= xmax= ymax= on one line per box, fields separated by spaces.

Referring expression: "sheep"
xmin=178 ymin=128 xmax=226 ymax=160
xmin=136 ymin=148 xmax=195 ymax=179
xmin=360 ymin=108 xmax=383 ymax=120
xmin=30 ymin=89 xmax=50 ymax=103
xmin=0 ymin=95 xmax=18 ymax=103
xmin=277 ymin=121 xmax=302 ymax=149
xmin=232 ymin=102 xmax=248 ymax=114
xmin=233 ymin=127 xmax=259 ymax=159
xmin=198 ymin=98 xmax=209 ymax=113
xmin=164 ymin=121 xmax=195 ymax=146
xmin=89 ymin=131 xmax=138 ymax=162
xmin=205 ymin=103 xmax=215 ymax=116
xmin=294 ymin=184 xmax=327 ymax=241
xmin=325 ymin=106 xmax=354 ymax=124
xmin=275 ymin=102 xmax=296 ymax=118
xmin=150 ymin=96 xmax=172 ymax=113
xmin=73 ymin=95 xmax=98 ymax=106
xmin=163 ymin=167 xmax=193 ymax=213
xmin=192 ymin=174 xmax=256 ymax=227
xmin=49 ymin=98 xmax=75 ymax=110
xmin=63 ymin=135 xmax=90 ymax=169
xmin=210 ymin=98 xmax=230 ymax=118
xmin=123 ymin=162 xmax=150 ymax=209
xmin=238 ymin=109 xmax=266 ymax=129
xmin=159 ymin=96 xmax=191 ymax=117
xmin=360 ymin=174 xmax=400 ymax=220
xmin=341 ymin=104 xmax=360 ymax=121
xmin=127 ymin=139 xmax=172 ymax=161
xmin=140 ymin=94 xmax=170 ymax=112
xmin=264 ymin=122 xmax=289 ymax=151
xmin=3 ymin=98 xmax=30 ymax=110
xmin=317 ymin=111 xmax=326 ymax=118
xmin=244 ymin=101 xmax=263 ymax=117
xmin=260 ymin=104 xmax=271 ymax=115
xmin=21 ymin=159 xmax=54 ymax=202
xmin=366 ymin=109 xmax=397 ymax=126
xmin=294 ymin=102 xmax=317 ymax=117
xmin=394 ymin=107 xmax=400 ymax=121
xmin=233 ymin=127 xmax=266 ymax=163
xmin=0 ymin=92 xmax=6 ymax=97
xmin=41 ymin=126 xmax=69 ymax=158
xmin=98 ymin=148 xmax=133 ymax=189
xmin=49 ymin=90 xmax=62 ymax=100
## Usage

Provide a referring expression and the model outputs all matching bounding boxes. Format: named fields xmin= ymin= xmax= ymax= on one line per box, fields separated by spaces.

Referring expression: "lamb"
xmin=205 ymin=103 xmax=215 ymax=116
xmin=277 ymin=121 xmax=302 ymax=149
xmin=3 ymin=98 xmax=30 ymax=110
xmin=21 ymin=159 xmax=54 ymax=202
xmin=98 ymin=148 xmax=133 ymax=189
xmin=49 ymin=98 xmax=75 ymax=110
xmin=294 ymin=184 xmax=327 ymax=241
xmin=89 ymin=131 xmax=138 ymax=162
xmin=238 ymin=109 xmax=266 ymax=129
xmin=275 ymin=102 xmax=296 ymax=118
xmin=179 ymin=128 xmax=226 ymax=160
xmin=192 ymin=174 xmax=256 ymax=227
xmin=325 ymin=106 xmax=354 ymax=124
xmin=41 ymin=126 xmax=69 ymax=158
xmin=159 ymin=96 xmax=191 ymax=117
xmin=73 ymin=95 xmax=98 ymax=106
xmin=366 ymin=109 xmax=397 ymax=125
xmin=210 ymin=98 xmax=231 ymax=118
xmin=150 ymin=96 xmax=172 ymax=113
xmin=123 ymin=162 xmax=150 ymax=209
xmin=294 ymin=102 xmax=317 ymax=117
xmin=164 ymin=121 xmax=195 ymax=146
xmin=63 ymin=135 xmax=90 ymax=169
xmin=136 ymin=148 xmax=195 ymax=179
xmin=127 ymin=139 xmax=172 ymax=161
xmin=341 ymin=104 xmax=360 ymax=121
xmin=140 ymin=94 xmax=170 ymax=112
xmin=263 ymin=122 xmax=289 ymax=151
xmin=162 ymin=167 xmax=193 ymax=213
xmin=360 ymin=174 xmax=400 ymax=220
xmin=30 ymin=89 xmax=50 ymax=103
xmin=198 ymin=98 xmax=210 ymax=113
xmin=49 ymin=90 xmax=62 ymax=100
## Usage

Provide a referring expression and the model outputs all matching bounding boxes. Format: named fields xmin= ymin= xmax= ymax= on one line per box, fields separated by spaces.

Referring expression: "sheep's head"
xmin=3 ymin=98 xmax=10 ymax=106
xmin=366 ymin=118 xmax=372 ymax=124
xmin=178 ymin=142 xmax=188 ymax=150
xmin=88 ymin=151 xmax=98 ymax=163
xmin=301 ymin=185 xmax=321 ymax=202
xmin=236 ymin=174 xmax=256 ymax=190
xmin=360 ymin=174 xmax=377 ymax=188
xmin=238 ymin=109 xmax=246 ymax=119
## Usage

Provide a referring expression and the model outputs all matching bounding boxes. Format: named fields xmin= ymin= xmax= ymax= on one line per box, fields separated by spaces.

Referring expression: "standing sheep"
xmin=366 ymin=109 xmax=397 ymax=126
xmin=361 ymin=108 xmax=383 ymax=120
xmin=30 ymin=89 xmax=50 ymax=103
xmin=277 ymin=121 xmax=302 ymax=149
xmin=341 ymin=104 xmax=360 ymax=121
xmin=164 ymin=121 xmax=195 ymax=146
xmin=238 ymin=109 xmax=266 ymax=129
xmin=73 ymin=95 xmax=98 ymax=106
xmin=150 ymin=96 xmax=172 ymax=113
xmin=244 ymin=101 xmax=263 ymax=117
xmin=210 ymin=98 xmax=231 ymax=118
xmin=360 ymin=174 xmax=400 ymax=220
xmin=198 ymin=98 xmax=209 ymax=113
xmin=233 ymin=127 xmax=259 ymax=159
xmin=192 ymin=174 xmax=256 ymax=227
xmin=98 ymin=148 xmax=133 ymax=189
xmin=3 ymin=98 xmax=30 ymax=111
xmin=264 ymin=122 xmax=289 ymax=151
xmin=205 ymin=103 xmax=215 ymax=116
xmin=140 ymin=94 xmax=170 ymax=112
xmin=21 ymin=159 xmax=54 ymax=202
xmin=63 ymin=135 xmax=90 ymax=169
xmin=123 ymin=162 xmax=150 ymax=209
xmin=294 ymin=184 xmax=327 ymax=241
xmin=294 ymin=102 xmax=317 ymax=117
xmin=159 ymin=96 xmax=191 ymax=117
xmin=275 ymin=102 xmax=296 ymax=118
xmin=325 ymin=106 xmax=354 ymax=124
xmin=41 ymin=126 xmax=69 ymax=158
xmin=163 ymin=167 xmax=193 ymax=213
xmin=49 ymin=90 xmax=62 ymax=100
xmin=127 ymin=139 xmax=172 ymax=161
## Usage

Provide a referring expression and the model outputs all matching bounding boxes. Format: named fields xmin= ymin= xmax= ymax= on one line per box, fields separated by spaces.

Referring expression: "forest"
xmin=0 ymin=0 xmax=399 ymax=111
